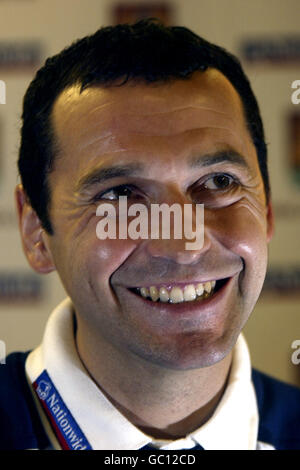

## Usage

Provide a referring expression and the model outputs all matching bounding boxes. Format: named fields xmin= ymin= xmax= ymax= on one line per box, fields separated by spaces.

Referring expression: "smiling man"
xmin=1 ymin=19 xmax=300 ymax=450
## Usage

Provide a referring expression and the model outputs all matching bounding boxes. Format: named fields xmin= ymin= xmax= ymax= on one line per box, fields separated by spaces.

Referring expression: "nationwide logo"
xmin=36 ymin=380 xmax=51 ymax=400
xmin=33 ymin=370 xmax=92 ymax=450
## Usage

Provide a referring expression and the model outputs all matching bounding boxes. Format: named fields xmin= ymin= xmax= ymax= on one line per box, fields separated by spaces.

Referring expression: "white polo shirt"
xmin=25 ymin=298 xmax=274 ymax=450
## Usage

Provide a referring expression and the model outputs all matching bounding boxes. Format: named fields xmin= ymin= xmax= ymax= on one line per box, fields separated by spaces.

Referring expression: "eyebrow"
xmin=189 ymin=150 xmax=252 ymax=172
xmin=76 ymin=150 xmax=252 ymax=192
xmin=76 ymin=163 xmax=144 ymax=193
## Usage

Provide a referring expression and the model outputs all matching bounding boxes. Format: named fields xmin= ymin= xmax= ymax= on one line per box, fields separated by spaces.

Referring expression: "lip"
xmin=125 ymin=274 xmax=237 ymax=317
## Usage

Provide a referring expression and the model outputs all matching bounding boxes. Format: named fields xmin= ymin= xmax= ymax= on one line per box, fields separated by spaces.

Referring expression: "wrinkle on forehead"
xmin=77 ymin=126 xmax=253 ymax=172
xmin=86 ymin=104 xmax=230 ymax=118
xmin=76 ymin=125 xmax=248 ymax=157
xmin=53 ymin=103 xmax=249 ymax=160
xmin=80 ymin=108 xmax=242 ymax=140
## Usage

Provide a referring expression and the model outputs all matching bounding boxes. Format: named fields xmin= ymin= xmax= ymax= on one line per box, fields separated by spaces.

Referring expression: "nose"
xmin=144 ymin=198 xmax=212 ymax=265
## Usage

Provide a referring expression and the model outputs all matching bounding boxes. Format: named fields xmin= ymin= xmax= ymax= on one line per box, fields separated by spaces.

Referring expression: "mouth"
xmin=129 ymin=278 xmax=229 ymax=305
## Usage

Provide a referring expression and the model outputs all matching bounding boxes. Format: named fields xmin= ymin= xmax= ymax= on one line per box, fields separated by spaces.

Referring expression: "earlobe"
xmin=15 ymin=184 xmax=56 ymax=274
xmin=266 ymin=200 xmax=275 ymax=243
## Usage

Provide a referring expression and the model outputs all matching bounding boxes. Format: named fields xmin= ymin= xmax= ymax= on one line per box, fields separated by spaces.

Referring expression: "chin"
xmin=131 ymin=331 xmax=238 ymax=371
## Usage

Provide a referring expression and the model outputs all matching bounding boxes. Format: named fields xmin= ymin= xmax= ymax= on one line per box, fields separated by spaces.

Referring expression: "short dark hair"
xmin=18 ymin=18 xmax=270 ymax=234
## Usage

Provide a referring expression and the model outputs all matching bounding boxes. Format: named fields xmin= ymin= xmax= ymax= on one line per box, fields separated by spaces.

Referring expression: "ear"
xmin=15 ymin=184 xmax=56 ymax=274
xmin=266 ymin=200 xmax=274 ymax=243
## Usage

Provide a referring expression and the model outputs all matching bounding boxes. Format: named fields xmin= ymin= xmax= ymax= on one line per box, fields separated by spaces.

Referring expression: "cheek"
xmin=85 ymin=237 xmax=139 ymax=285
xmin=208 ymin=199 xmax=269 ymax=311
xmin=50 ymin=211 xmax=139 ymax=296
xmin=208 ymin=200 xmax=269 ymax=266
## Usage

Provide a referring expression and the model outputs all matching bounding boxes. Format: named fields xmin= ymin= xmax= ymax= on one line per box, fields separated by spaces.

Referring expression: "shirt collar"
xmin=25 ymin=297 xmax=258 ymax=450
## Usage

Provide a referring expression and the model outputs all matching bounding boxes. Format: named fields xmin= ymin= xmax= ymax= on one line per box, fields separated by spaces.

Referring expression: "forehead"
xmin=54 ymin=70 xmax=245 ymax=131
xmin=51 ymin=69 xmax=255 ymax=173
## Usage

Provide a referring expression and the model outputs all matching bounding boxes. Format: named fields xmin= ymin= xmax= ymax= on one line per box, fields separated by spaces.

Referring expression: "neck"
xmin=75 ymin=321 xmax=233 ymax=439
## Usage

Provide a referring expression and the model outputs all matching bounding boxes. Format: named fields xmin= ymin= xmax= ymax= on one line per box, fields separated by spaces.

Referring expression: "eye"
xmin=94 ymin=184 xmax=141 ymax=201
xmin=204 ymin=174 xmax=236 ymax=190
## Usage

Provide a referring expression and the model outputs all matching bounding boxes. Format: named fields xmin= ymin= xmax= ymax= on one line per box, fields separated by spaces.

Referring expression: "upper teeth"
xmin=139 ymin=281 xmax=216 ymax=303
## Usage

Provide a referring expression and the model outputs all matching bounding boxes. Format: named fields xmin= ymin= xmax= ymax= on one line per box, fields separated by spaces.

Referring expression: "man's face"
xmin=40 ymin=70 xmax=273 ymax=369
